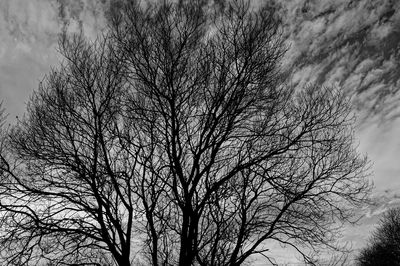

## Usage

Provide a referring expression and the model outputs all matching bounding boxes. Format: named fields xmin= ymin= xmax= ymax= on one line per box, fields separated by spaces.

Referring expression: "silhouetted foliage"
xmin=357 ymin=208 xmax=400 ymax=266
xmin=0 ymin=0 xmax=371 ymax=265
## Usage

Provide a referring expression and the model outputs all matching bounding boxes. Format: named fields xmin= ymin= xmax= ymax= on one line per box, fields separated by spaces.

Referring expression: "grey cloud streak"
xmin=281 ymin=0 xmax=400 ymax=123
xmin=2 ymin=0 xmax=400 ymax=121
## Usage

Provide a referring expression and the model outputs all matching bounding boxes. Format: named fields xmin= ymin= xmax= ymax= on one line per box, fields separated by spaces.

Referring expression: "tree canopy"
xmin=0 ymin=0 xmax=370 ymax=265
xmin=358 ymin=208 xmax=400 ymax=266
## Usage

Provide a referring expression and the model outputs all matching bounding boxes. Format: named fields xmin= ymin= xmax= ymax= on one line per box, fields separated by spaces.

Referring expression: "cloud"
xmin=274 ymin=1 xmax=400 ymax=261
xmin=0 ymin=0 xmax=108 ymax=119
xmin=280 ymin=0 xmax=400 ymax=122
xmin=4 ymin=0 xmax=396 ymax=122
xmin=56 ymin=0 xmax=108 ymax=38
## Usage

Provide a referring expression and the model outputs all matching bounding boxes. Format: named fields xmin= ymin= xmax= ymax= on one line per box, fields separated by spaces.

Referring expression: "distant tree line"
xmin=358 ymin=207 xmax=400 ymax=266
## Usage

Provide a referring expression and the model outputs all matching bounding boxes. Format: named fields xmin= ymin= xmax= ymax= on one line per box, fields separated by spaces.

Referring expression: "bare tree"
xmin=357 ymin=208 xmax=400 ymax=266
xmin=0 ymin=35 xmax=130 ymax=266
xmin=0 ymin=0 xmax=370 ymax=265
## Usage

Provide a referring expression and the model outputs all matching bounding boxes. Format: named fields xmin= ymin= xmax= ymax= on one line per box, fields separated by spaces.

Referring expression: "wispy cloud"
xmin=280 ymin=3 xmax=400 ymax=229
xmin=281 ymin=0 xmax=400 ymax=122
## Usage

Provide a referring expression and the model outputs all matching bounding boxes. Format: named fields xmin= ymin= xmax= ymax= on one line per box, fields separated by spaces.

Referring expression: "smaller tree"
xmin=358 ymin=207 xmax=400 ymax=266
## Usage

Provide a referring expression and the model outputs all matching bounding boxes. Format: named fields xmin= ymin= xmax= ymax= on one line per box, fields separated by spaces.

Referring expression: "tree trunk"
xmin=117 ymin=251 xmax=131 ymax=266
xmin=179 ymin=211 xmax=199 ymax=266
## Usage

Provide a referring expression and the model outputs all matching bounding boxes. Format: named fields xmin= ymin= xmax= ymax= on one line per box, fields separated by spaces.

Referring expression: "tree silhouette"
xmin=0 ymin=0 xmax=370 ymax=265
xmin=358 ymin=208 xmax=400 ymax=266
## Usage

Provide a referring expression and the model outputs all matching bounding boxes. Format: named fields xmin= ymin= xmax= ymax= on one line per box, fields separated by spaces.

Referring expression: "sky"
xmin=0 ymin=0 xmax=399 ymax=265
xmin=280 ymin=0 xmax=400 ymax=215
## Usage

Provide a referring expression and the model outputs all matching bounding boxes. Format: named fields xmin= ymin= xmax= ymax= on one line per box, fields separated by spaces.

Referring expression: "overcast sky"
xmin=0 ymin=0 xmax=399 ymax=264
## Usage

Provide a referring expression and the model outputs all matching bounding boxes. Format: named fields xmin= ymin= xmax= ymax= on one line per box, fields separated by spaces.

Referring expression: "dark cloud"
xmin=281 ymin=0 xmax=400 ymax=123
xmin=55 ymin=0 xmax=108 ymax=36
